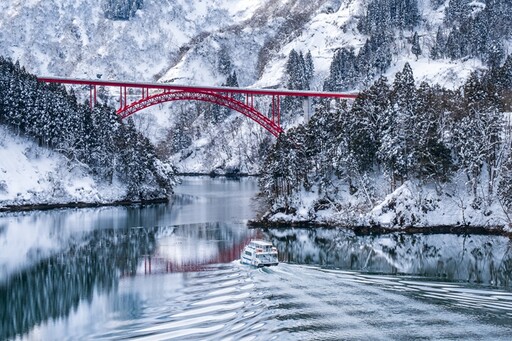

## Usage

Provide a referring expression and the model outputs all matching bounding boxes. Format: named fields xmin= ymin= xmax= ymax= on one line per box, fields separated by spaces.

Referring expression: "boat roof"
xmin=249 ymin=240 xmax=274 ymax=246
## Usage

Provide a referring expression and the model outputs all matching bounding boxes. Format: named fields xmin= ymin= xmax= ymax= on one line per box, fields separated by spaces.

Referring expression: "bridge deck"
xmin=37 ymin=76 xmax=358 ymax=99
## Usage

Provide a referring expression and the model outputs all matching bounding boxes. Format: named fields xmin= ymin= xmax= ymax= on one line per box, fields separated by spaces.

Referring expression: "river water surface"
xmin=1 ymin=177 xmax=512 ymax=340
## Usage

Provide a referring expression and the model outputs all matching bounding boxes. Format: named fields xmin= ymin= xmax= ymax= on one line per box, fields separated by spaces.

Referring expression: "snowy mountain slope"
xmin=0 ymin=0 xmax=265 ymax=82
xmin=0 ymin=0 xmax=488 ymax=90
xmin=0 ymin=126 xmax=128 ymax=207
xmin=0 ymin=0 xmax=509 ymax=196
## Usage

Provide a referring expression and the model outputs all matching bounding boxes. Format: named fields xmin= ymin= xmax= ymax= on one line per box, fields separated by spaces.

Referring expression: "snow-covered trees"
xmin=378 ymin=63 xmax=418 ymax=184
xmin=0 ymin=56 xmax=175 ymax=201
xmin=358 ymin=0 xmax=420 ymax=35
xmin=451 ymin=71 xmax=505 ymax=202
xmin=324 ymin=33 xmax=392 ymax=92
xmin=434 ymin=0 xmax=511 ymax=67
xmin=103 ymin=0 xmax=143 ymax=20
xmin=260 ymin=59 xmax=512 ymax=221
xmin=353 ymin=0 xmax=510 ymax=72
xmin=281 ymin=49 xmax=315 ymax=118
xmin=411 ymin=32 xmax=421 ymax=59
xmin=324 ymin=48 xmax=358 ymax=92
xmin=285 ymin=49 xmax=313 ymax=91
xmin=347 ymin=77 xmax=390 ymax=173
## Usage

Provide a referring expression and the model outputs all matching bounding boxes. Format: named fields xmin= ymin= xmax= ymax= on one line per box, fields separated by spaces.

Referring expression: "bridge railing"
xmin=38 ymin=76 xmax=358 ymax=136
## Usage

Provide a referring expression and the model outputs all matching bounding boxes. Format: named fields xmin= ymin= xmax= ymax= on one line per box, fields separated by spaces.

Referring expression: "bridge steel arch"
xmin=37 ymin=77 xmax=358 ymax=137
xmin=119 ymin=90 xmax=284 ymax=137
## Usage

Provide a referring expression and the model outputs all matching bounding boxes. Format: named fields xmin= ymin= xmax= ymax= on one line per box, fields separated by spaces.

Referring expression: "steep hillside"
xmin=0 ymin=58 xmax=176 ymax=207
xmin=0 ymin=0 xmax=510 ymax=176
xmin=0 ymin=125 xmax=128 ymax=207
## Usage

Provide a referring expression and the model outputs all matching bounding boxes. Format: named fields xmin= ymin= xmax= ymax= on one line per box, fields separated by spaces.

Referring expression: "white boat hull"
xmin=240 ymin=240 xmax=279 ymax=267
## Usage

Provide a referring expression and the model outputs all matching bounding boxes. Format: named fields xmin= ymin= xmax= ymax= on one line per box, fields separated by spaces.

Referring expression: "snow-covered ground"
xmin=264 ymin=176 xmax=512 ymax=233
xmin=0 ymin=126 xmax=127 ymax=208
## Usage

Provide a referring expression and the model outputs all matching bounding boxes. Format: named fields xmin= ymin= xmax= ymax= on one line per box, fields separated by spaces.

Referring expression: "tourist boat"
xmin=240 ymin=240 xmax=279 ymax=267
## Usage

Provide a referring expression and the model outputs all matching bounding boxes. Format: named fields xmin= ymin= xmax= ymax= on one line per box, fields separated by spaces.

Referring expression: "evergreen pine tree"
xmin=445 ymin=0 xmax=471 ymax=26
xmin=304 ymin=51 xmax=315 ymax=85
xmin=411 ymin=32 xmax=422 ymax=59
xmin=378 ymin=63 xmax=417 ymax=185
xmin=430 ymin=27 xmax=446 ymax=60
xmin=323 ymin=48 xmax=357 ymax=92
xmin=104 ymin=0 xmax=144 ymax=20
xmin=347 ymin=77 xmax=391 ymax=172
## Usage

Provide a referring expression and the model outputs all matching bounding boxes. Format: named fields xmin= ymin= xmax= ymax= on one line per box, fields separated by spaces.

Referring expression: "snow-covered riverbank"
xmin=0 ymin=126 xmax=166 ymax=210
xmin=257 ymin=178 xmax=512 ymax=236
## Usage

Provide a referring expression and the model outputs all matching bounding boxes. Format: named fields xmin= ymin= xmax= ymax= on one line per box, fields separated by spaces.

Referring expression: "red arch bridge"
xmin=37 ymin=77 xmax=358 ymax=137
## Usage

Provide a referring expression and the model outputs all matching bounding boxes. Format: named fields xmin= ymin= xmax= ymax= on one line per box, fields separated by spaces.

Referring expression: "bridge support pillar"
xmin=303 ymin=97 xmax=312 ymax=123
xmin=271 ymin=95 xmax=281 ymax=127
xmin=89 ymin=85 xmax=97 ymax=110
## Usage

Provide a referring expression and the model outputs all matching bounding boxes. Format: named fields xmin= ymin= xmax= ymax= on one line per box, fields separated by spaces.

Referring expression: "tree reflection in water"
xmin=2 ymin=222 xmax=512 ymax=340
xmin=266 ymin=228 xmax=512 ymax=287
xmin=0 ymin=227 xmax=157 ymax=340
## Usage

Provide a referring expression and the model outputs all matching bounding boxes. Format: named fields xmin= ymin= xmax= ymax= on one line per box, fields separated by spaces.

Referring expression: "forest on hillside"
xmin=260 ymin=57 xmax=512 ymax=225
xmin=0 ymin=57 xmax=175 ymax=201
xmin=2 ymin=0 xmax=512 ymax=211
xmin=253 ymin=0 xmax=512 ymax=226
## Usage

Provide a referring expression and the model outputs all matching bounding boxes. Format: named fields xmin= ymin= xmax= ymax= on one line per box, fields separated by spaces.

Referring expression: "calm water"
xmin=1 ymin=177 xmax=512 ymax=340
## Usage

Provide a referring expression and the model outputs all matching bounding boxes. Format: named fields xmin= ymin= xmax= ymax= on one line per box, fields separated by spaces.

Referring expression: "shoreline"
xmin=0 ymin=198 xmax=169 ymax=214
xmin=0 ymin=174 xmax=254 ymax=214
xmin=248 ymin=219 xmax=512 ymax=238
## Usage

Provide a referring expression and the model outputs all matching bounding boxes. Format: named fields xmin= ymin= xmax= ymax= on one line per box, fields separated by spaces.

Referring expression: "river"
xmin=1 ymin=177 xmax=512 ymax=340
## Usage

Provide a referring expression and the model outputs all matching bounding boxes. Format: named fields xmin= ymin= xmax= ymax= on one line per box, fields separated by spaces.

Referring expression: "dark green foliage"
xmin=357 ymin=33 xmax=393 ymax=86
xmin=430 ymin=0 xmax=446 ymax=9
xmin=285 ymin=50 xmax=304 ymax=90
xmin=444 ymin=0 xmax=472 ymax=25
xmin=498 ymin=154 xmax=512 ymax=210
xmin=490 ymin=56 xmax=512 ymax=111
xmin=411 ymin=32 xmax=421 ymax=59
xmin=378 ymin=63 xmax=419 ymax=183
xmin=304 ymin=51 xmax=314 ymax=84
xmin=434 ymin=0 xmax=511 ymax=66
xmin=324 ymin=48 xmax=357 ymax=92
xmin=358 ymin=0 xmax=420 ymax=35
xmin=217 ymin=47 xmax=232 ymax=76
xmin=103 ymin=0 xmax=143 ymax=20
xmin=0 ymin=56 xmax=174 ymax=201
xmin=225 ymin=71 xmax=239 ymax=88
xmin=324 ymin=33 xmax=392 ymax=91
xmin=412 ymin=83 xmax=452 ymax=182
xmin=430 ymin=27 xmax=447 ymax=59
xmin=451 ymin=71 xmax=505 ymax=198
xmin=282 ymin=49 xmax=315 ymax=118
xmin=347 ymin=77 xmax=391 ymax=172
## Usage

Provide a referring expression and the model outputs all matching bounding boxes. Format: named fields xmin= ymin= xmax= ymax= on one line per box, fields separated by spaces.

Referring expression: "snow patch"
xmin=0 ymin=126 xmax=127 ymax=207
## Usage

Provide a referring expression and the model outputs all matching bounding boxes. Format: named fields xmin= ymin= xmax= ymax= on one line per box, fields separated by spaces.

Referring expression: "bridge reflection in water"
xmin=0 ymin=221 xmax=257 ymax=340
xmin=140 ymin=231 xmax=253 ymax=274
xmin=2 ymin=221 xmax=512 ymax=340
